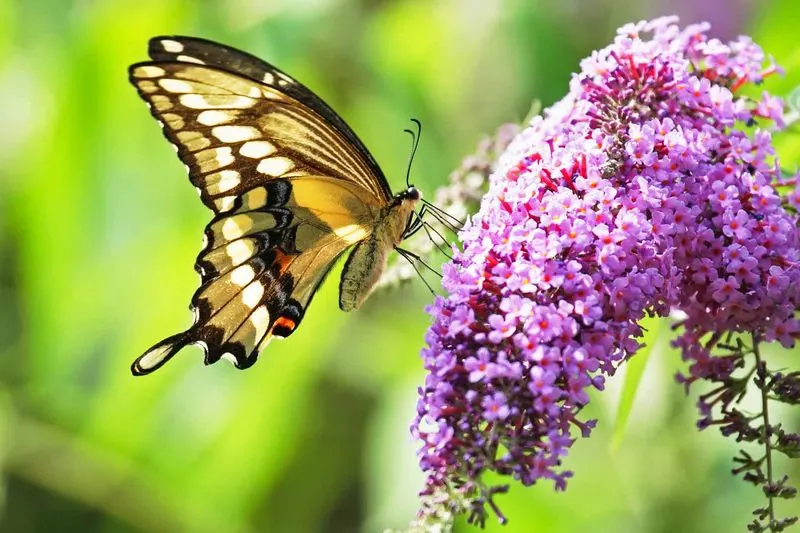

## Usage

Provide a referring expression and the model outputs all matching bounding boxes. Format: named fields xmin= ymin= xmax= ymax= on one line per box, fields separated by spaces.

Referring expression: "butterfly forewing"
xmin=145 ymin=36 xmax=392 ymax=202
xmin=129 ymin=63 xmax=388 ymax=213
xmin=130 ymin=37 xmax=392 ymax=375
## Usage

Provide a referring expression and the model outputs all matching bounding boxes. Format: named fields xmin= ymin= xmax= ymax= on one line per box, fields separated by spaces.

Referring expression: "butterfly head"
xmin=397 ymin=186 xmax=421 ymax=203
xmin=390 ymin=186 xmax=424 ymax=244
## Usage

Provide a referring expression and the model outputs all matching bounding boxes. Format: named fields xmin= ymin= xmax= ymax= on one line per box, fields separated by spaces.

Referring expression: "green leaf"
xmin=611 ymin=316 xmax=662 ymax=451
xmin=787 ymin=86 xmax=800 ymax=115
xmin=523 ymin=99 xmax=543 ymax=123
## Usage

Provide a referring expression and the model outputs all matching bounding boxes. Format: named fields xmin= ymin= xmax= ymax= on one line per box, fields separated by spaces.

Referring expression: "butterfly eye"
xmin=407 ymin=186 xmax=420 ymax=201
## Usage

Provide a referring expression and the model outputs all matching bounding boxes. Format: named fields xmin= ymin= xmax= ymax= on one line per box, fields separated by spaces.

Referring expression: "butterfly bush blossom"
xmin=410 ymin=16 xmax=800 ymax=529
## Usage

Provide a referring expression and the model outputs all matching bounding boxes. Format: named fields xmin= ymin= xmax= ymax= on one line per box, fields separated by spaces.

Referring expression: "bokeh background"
xmin=1 ymin=0 xmax=800 ymax=531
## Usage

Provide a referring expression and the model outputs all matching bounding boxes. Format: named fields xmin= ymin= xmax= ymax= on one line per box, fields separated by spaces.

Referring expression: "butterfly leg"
xmin=395 ymin=247 xmax=439 ymax=296
xmin=402 ymin=204 xmax=428 ymax=239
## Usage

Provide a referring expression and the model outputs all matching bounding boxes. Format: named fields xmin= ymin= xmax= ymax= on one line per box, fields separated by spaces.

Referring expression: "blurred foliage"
xmin=0 ymin=0 xmax=799 ymax=532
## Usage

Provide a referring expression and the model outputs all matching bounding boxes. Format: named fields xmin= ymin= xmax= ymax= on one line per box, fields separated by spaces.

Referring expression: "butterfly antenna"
xmin=403 ymin=118 xmax=422 ymax=188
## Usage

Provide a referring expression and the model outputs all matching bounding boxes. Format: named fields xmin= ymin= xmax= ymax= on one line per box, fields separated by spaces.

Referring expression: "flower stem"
xmin=753 ymin=335 xmax=776 ymax=530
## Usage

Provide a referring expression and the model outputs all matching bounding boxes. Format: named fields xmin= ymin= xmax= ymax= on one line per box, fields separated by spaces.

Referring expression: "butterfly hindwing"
xmin=132 ymin=175 xmax=377 ymax=374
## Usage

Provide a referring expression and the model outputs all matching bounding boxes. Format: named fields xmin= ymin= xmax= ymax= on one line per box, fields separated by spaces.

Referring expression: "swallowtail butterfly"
xmin=129 ymin=36 xmax=423 ymax=375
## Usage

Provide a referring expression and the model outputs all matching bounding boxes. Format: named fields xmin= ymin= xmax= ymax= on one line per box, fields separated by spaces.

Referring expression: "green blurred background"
xmin=1 ymin=0 xmax=800 ymax=531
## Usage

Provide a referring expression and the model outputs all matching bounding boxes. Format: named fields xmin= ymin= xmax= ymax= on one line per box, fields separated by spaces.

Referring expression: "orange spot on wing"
xmin=272 ymin=248 xmax=294 ymax=273
xmin=271 ymin=316 xmax=297 ymax=337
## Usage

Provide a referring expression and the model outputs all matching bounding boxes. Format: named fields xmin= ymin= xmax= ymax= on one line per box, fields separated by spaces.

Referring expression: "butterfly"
xmin=128 ymin=36 xmax=427 ymax=375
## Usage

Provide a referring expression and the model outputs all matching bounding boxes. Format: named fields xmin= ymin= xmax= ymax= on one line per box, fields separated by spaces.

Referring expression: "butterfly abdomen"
xmin=339 ymin=237 xmax=384 ymax=312
xmin=338 ymin=195 xmax=419 ymax=311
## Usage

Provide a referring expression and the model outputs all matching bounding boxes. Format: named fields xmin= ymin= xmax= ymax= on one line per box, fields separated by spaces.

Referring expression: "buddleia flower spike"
xmin=408 ymin=16 xmax=800 ymax=531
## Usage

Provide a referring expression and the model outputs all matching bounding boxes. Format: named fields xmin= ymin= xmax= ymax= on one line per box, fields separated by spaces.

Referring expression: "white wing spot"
xmin=161 ymin=113 xmax=185 ymax=129
xmin=177 ymin=130 xmax=210 ymax=151
xmin=137 ymin=81 xmax=158 ymax=93
xmin=150 ymin=95 xmax=173 ymax=111
xmin=240 ymin=187 xmax=268 ymax=211
xmin=240 ymin=141 xmax=276 ymax=159
xmin=136 ymin=343 xmax=173 ymax=371
xmin=159 ymin=78 xmax=195 ymax=93
xmin=261 ymin=88 xmax=285 ymax=101
xmin=196 ymin=147 xmax=234 ymax=172
xmin=221 ymin=215 xmax=253 ymax=240
xmin=226 ymin=239 xmax=256 ymax=265
xmin=214 ymin=196 xmax=237 ymax=212
xmin=134 ymin=65 xmax=165 ymax=78
xmin=177 ymin=54 xmax=205 ymax=64
xmin=230 ymin=264 xmax=256 ymax=287
xmin=180 ymin=94 xmax=255 ymax=110
xmin=241 ymin=282 xmax=265 ymax=309
xmin=206 ymin=169 xmax=239 ymax=186
xmin=212 ymin=125 xmax=261 ymax=143
xmin=256 ymin=156 xmax=294 ymax=176
xmin=197 ymin=110 xmax=237 ymax=126
xmin=250 ymin=306 xmax=271 ymax=340
xmin=160 ymin=39 xmax=184 ymax=53
xmin=213 ymin=170 xmax=241 ymax=193
xmin=262 ymin=72 xmax=274 ymax=84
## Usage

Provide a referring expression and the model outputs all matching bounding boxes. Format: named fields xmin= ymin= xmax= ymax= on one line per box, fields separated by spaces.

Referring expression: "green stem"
xmin=752 ymin=335 xmax=776 ymax=530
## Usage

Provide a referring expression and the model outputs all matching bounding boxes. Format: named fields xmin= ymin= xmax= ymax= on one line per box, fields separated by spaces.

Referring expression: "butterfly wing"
xmin=145 ymin=35 xmax=391 ymax=201
xmin=129 ymin=37 xmax=389 ymax=374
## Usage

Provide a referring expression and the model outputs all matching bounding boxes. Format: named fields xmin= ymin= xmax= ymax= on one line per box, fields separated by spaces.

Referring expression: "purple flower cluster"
xmin=412 ymin=16 xmax=799 ymax=523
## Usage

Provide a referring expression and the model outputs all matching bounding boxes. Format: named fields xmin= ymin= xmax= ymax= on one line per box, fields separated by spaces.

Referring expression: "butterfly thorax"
xmin=338 ymin=186 xmax=421 ymax=312
xmin=377 ymin=186 xmax=421 ymax=246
